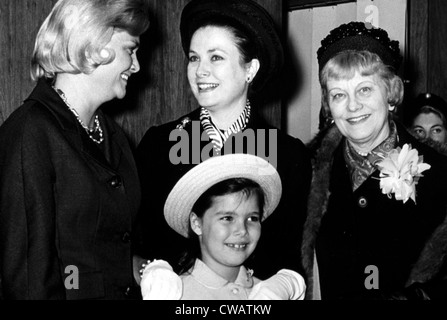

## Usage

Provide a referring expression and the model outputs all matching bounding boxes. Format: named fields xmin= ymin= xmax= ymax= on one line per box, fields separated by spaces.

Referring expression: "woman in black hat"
xmin=133 ymin=0 xmax=311 ymax=291
xmin=406 ymin=92 xmax=447 ymax=155
xmin=302 ymin=21 xmax=447 ymax=300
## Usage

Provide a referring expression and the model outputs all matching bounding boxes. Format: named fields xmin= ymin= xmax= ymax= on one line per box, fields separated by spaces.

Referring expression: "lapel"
xmin=27 ymin=79 xmax=123 ymax=173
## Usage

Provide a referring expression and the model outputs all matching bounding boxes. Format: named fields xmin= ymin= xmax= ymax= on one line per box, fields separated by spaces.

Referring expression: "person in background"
xmin=140 ymin=154 xmax=305 ymax=300
xmin=302 ymin=21 xmax=447 ymax=300
xmin=134 ymin=0 xmax=311 ymax=284
xmin=0 ymin=0 xmax=149 ymax=299
xmin=406 ymin=92 xmax=447 ymax=156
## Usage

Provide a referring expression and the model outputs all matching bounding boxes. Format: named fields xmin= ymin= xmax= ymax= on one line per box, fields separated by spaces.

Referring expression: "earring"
xmin=246 ymin=76 xmax=251 ymax=83
xmin=389 ymin=105 xmax=396 ymax=112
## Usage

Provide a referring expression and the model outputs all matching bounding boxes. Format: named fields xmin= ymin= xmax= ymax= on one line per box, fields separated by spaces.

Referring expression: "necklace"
xmin=52 ymin=86 xmax=104 ymax=144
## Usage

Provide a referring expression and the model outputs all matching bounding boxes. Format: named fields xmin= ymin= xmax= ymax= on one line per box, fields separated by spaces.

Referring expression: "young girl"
xmin=140 ymin=154 xmax=305 ymax=300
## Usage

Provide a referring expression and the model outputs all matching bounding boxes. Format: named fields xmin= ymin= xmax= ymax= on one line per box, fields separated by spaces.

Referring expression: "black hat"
xmin=410 ymin=92 xmax=447 ymax=121
xmin=180 ymin=0 xmax=283 ymax=93
xmin=317 ymin=21 xmax=402 ymax=72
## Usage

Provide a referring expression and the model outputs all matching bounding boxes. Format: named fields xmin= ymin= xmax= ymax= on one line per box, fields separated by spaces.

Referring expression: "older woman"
xmin=134 ymin=0 xmax=311 ymax=282
xmin=0 ymin=0 xmax=149 ymax=299
xmin=407 ymin=92 xmax=447 ymax=155
xmin=302 ymin=21 xmax=447 ymax=300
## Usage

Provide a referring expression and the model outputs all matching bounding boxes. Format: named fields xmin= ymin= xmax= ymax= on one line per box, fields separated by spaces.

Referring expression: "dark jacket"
xmin=134 ymin=107 xmax=311 ymax=279
xmin=302 ymin=122 xmax=447 ymax=300
xmin=0 ymin=79 xmax=141 ymax=300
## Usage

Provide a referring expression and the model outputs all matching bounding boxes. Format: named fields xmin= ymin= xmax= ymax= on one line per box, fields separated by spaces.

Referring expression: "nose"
xmin=131 ymin=55 xmax=140 ymax=73
xmin=233 ymin=220 xmax=248 ymax=236
xmin=196 ymin=61 xmax=210 ymax=78
xmin=347 ymin=96 xmax=362 ymax=112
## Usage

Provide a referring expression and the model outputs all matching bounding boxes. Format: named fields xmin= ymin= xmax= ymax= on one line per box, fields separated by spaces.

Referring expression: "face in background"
xmin=326 ymin=71 xmax=391 ymax=152
xmin=190 ymin=191 xmax=261 ymax=282
xmin=89 ymin=30 xmax=140 ymax=102
xmin=187 ymin=25 xmax=258 ymax=114
xmin=411 ymin=112 xmax=447 ymax=144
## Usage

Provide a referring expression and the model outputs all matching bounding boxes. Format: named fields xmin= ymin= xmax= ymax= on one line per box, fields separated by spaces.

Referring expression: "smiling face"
xmin=326 ymin=71 xmax=391 ymax=152
xmin=412 ymin=112 xmax=447 ymax=144
xmin=90 ymin=30 xmax=140 ymax=102
xmin=187 ymin=26 xmax=256 ymax=114
xmin=190 ymin=191 xmax=261 ymax=281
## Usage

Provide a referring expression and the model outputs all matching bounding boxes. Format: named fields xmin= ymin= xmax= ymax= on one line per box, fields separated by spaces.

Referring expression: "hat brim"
xmin=164 ymin=154 xmax=282 ymax=238
xmin=180 ymin=0 xmax=283 ymax=93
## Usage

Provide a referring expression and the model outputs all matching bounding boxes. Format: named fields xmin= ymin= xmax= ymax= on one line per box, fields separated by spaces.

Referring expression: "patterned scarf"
xmin=200 ymin=100 xmax=251 ymax=155
xmin=344 ymin=121 xmax=398 ymax=191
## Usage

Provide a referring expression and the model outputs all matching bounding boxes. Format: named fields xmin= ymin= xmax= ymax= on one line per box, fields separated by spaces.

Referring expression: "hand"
xmin=140 ymin=259 xmax=183 ymax=300
xmin=248 ymin=269 xmax=306 ymax=300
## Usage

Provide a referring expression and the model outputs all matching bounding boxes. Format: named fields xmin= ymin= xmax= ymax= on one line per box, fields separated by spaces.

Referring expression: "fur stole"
xmin=301 ymin=124 xmax=343 ymax=296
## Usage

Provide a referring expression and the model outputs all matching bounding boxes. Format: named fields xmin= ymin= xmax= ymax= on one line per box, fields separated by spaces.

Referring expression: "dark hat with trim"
xmin=317 ymin=21 xmax=402 ymax=72
xmin=180 ymin=0 xmax=283 ymax=93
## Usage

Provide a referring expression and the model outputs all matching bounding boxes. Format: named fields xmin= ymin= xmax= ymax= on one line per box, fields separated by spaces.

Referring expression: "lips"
xmin=347 ymin=114 xmax=370 ymax=124
xmin=198 ymin=83 xmax=218 ymax=91
xmin=121 ymin=73 xmax=129 ymax=81
xmin=225 ymin=243 xmax=249 ymax=250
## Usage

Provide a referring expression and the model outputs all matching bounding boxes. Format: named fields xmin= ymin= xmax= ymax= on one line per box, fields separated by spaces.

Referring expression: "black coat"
xmin=302 ymin=122 xmax=447 ymax=299
xmin=0 ymin=79 xmax=141 ymax=300
xmin=134 ymin=108 xmax=311 ymax=279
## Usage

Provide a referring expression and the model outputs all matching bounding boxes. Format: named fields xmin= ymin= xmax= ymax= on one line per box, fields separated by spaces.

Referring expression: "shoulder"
xmin=0 ymin=101 xmax=58 ymax=144
xmin=137 ymin=109 xmax=200 ymax=148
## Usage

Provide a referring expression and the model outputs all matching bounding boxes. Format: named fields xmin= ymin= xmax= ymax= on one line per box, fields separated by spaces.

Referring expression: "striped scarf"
xmin=200 ymin=100 xmax=251 ymax=155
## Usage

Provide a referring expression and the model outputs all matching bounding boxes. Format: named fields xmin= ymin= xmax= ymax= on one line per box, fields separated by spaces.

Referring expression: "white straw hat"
xmin=164 ymin=153 xmax=282 ymax=238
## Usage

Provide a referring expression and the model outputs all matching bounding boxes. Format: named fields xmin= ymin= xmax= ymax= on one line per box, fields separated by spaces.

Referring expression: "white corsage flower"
xmin=376 ymin=144 xmax=431 ymax=204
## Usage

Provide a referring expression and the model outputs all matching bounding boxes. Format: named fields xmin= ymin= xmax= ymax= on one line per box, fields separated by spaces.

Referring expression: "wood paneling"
xmin=406 ymin=0 xmax=428 ymax=99
xmin=0 ymin=0 xmax=58 ymax=124
xmin=1 ymin=0 xmax=283 ymax=149
xmin=428 ymin=0 xmax=447 ymax=102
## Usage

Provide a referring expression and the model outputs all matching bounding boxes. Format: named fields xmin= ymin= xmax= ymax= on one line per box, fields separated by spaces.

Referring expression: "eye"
xmin=248 ymin=215 xmax=260 ymax=223
xmin=331 ymin=92 xmax=345 ymax=101
xmin=412 ymin=128 xmax=426 ymax=138
xmin=432 ymin=127 xmax=445 ymax=134
xmin=188 ymin=55 xmax=199 ymax=63
xmin=221 ymin=215 xmax=233 ymax=222
xmin=211 ymin=55 xmax=223 ymax=62
xmin=358 ymin=86 xmax=372 ymax=95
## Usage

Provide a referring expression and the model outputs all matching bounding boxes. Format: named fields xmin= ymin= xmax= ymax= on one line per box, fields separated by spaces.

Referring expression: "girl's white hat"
xmin=164 ymin=153 xmax=282 ymax=238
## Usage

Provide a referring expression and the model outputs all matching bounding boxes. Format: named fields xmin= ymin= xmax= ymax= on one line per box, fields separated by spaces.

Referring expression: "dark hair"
xmin=177 ymin=178 xmax=265 ymax=274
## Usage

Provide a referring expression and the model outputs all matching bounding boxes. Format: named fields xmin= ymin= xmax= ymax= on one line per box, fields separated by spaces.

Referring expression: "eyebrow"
xmin=189 ymin=48 xmax=228 ymax=55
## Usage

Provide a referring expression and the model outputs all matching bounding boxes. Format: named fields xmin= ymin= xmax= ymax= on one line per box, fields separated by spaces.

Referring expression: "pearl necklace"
xmin=52 ymin=86 xmax=104 ymax=144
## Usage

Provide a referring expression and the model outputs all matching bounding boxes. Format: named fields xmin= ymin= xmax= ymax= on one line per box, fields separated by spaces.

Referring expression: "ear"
xmin=246 ymin=58 xmax=260 ymax=82
xmin=190 ymin=212 xmax=202 ymax=236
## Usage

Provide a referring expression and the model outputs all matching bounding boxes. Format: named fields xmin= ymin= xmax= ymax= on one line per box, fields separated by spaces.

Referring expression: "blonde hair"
xmin=31 ymin=0 xmax=149 ymax=80
xmin=319 ymin=50 xmax=404 ymax=113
